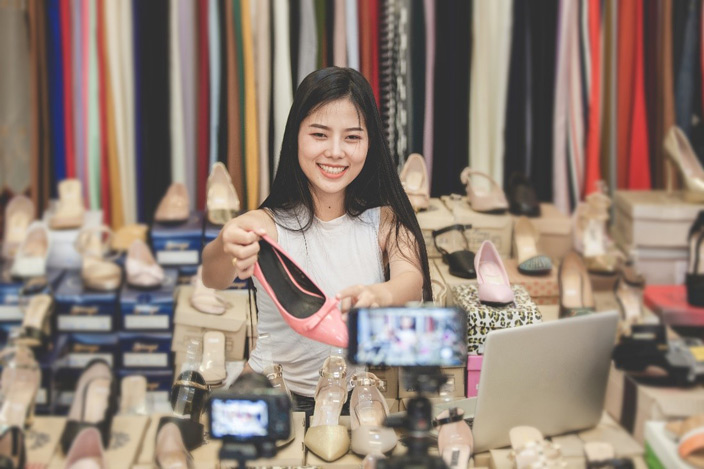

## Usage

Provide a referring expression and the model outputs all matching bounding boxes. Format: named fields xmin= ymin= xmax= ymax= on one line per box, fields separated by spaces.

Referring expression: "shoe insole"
xmin=405 ymin=172 xmax=423 ymax=192
xmin=24 ymin=295 xmax=51 ymax=330
xmin=200 ymin=332 xmax=226 ymax=383
xmin=120 ymin=376 xmax=147 ymax=415
xmin=442 ymin=446 xmax=470 ymax=469
xmin=311 ymin=385 xmax=346 ymax=427
xmin=561 ymin=268 xmax=585 ymax=310
xmin=583 ymin=219 xmax=606 ymax=257
xmin=478 ymin=262 xmax=505 ymax=286
xmin=0 ymin=368 xmax=39 ymax=427
xmin=83 ymin=378 xmax=111 ymax=423
xmin=514 ymin=232 xmax=539 ymax=264
xmin=208 ymin=185 xmax=238 ymax=210
xmin=6 ymin=213 xmax=31 ymax=244
xmin=355 ymin=400 xmax=385 ymax=427
xmin=616 ymin=282 xmax=642 ymax=324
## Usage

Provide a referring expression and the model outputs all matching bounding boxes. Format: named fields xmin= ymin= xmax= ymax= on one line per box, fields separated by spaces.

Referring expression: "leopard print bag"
xmin=452 ymin=284 xmax=542 ymax=354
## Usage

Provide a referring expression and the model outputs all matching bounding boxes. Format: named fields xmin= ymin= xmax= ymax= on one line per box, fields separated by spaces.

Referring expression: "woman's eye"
xmin=312 ymin=133 xmax=326 ymax=138
xmin=347 ymin=134 xmax=362 ymax=141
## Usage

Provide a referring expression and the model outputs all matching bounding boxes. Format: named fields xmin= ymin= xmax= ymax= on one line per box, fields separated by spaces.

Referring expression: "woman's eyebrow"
xmin=309 ymin=123 xmax=365 ymax=132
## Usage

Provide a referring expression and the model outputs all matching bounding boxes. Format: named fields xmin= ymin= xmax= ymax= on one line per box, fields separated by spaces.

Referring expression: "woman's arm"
xmin=337 ymin=206 xmax=424 ymax=311
xmin=201 ymin=209 xmax=277 ymax=290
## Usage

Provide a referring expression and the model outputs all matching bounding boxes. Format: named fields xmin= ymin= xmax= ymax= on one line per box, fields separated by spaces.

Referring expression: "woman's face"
xmin=297 ymin=98 xmax=369 ymax=205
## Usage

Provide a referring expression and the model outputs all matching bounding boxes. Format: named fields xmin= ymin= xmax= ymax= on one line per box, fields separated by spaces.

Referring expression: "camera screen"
xmin=210 ymin=398 xmax=269 ymax=439
xmin=352 ymin=307 xmax=466 ymax=366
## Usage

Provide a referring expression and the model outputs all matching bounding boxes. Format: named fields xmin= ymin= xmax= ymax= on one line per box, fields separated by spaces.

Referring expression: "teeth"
xmin=319 ymin=164 xmax=347 ymax=175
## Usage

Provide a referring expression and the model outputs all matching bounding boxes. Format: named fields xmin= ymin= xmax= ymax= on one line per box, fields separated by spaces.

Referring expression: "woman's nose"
xmin=325 ymin=139 xmax=344 ymax=158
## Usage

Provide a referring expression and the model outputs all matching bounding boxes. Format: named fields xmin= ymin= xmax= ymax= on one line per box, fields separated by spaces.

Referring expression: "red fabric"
xmin=627 ymin=0 xmax=651 ymax=188
xmin=196 ymin=0 xmax=210 ymax=210
xmin=358 ymin=0 xmax=371 ymax=86
xmin=584 ymin=0 xmax=602 ymax=196
xmin=369 ymin=0 xmax=380 ymax=108
xmin=59 ymin=0 xmax=75 ymax=178
xmin=616 ymin=0 xmax=636 ymax=189
xmin=96 ymin=0 xmax=110 ymax=224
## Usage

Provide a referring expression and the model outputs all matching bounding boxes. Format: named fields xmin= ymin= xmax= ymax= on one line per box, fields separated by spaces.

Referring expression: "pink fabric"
xmin=423 ymin=0 xmax=435 ymax=185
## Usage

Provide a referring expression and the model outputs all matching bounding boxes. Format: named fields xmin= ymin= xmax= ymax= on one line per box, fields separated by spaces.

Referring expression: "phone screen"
xmin=210 ymin=398 xmax=269 ymax=439
xmin=348 ymin=307 xmax=467 ymax=366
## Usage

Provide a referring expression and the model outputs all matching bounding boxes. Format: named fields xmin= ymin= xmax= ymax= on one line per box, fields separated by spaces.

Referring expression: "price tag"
xmin=123 ymin=352 xmax=168 ymax=368
xmin=125 ymin=315 xmax=169 ymax=330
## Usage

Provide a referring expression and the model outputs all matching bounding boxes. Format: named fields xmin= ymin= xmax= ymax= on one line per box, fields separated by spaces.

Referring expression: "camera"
xmin=208 ymin=373 xmax=292 ymax=468
xmin=347 ymin=306 xmax=467 ymax=367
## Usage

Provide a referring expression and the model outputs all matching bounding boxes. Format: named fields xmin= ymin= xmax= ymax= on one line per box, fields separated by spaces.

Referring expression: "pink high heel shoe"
xmin=474 ymin=240 xmax=514 ymax=305
xmin=254 ymin=235 xmax=348 ymax=348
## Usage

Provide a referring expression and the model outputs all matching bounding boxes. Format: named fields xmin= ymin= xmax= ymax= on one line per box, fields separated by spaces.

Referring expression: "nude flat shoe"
xmin=475 ymin=240 xmax=514 ymax=305
xmin=10 ymin=221 xmax=50 ymax=279
xmin=513 ymin=217 xmax=552 ymax=276
xmin=2 ymin=195 xmax=35 ymax=259
xmin=64 ymin=427 xmax=108 ymax=469
xmin=120 ymin=375 xmax=147 ymax=415
xmin=434 ymin=408 xmax=473 ymax=469
xmin=400 ymin=153 xmax=430 ymax=212
xmin=304 ymin=355 xmax=350 ymax=462
xmin=664 ymin=125 xmax=704 ymax=202
xmin=350 ymin=373 xmax=397 ymax=457
xmin=75 ymin=226 xmax=122 ymax=291
xmin=110 ymin=224 xmax=148 ymax=252
xmin=460 ymin=168 xmax=509 ymax=213
xmin=198 ymin=331 xmax=226 ymax=386
xmin=155 ymin=422 xmax=194 ymax=469
xmin=155 ymin=183 xmax=190 ymax=224
xmin=50 ymin=179 xmax=85 ymax=230
xmin=125 ymin=239 xmax=164 ymax=289
xmin=206 ymin=162 xmax=240 ymax=225
xmin=509 ymin=426 xmax=565 ymax=469
xmin=189 ymin=266 xmax=229 ymax=315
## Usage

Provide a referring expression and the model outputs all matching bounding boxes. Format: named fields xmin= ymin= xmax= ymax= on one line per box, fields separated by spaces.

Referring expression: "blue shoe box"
xmin=119 ymin=332 xmax=172 ymax=369
xmin=0 ymin=266 xmax=65 ymax=323
xmin=151 ymin=211 xmax=204 ymax=267
xmin=120 ymin=269 xmax=178 ymax=331
xmin=54 ymin=271 xmax=119 ymax=332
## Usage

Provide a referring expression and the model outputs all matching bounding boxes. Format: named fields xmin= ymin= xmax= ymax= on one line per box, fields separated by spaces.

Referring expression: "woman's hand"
xmin=336 ymin=283 xmax=394 ymax=316
xmin=219 ymin=220 xmax=267 ymax=280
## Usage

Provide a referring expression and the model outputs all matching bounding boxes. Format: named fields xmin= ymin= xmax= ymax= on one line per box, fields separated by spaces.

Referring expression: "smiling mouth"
xmin=317 ymin=163 xmax=349 ymax=176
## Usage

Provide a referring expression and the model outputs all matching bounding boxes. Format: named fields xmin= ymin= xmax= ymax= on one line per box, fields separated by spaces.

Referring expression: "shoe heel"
xmin=666 ymin=158 xmax=675 ymax=196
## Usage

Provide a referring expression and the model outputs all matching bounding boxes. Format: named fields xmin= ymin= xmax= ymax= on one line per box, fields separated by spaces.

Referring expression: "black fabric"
xmin=133 ymin=0 xmax=171 ymax=224
xmin=527 ymin=0 xmax=558 ymax=201
xmin=687 ymin=273 xmax=704 ymax=307
xmin=218 ymin=0 xmax=228 ymax=165
xmin=503 ymin=0 xmax=529 ymax=188
xmin=587 ymin=459 xmax=635 ymax=469
xmin=620 ymin=374 xmax=638 ymax=434
xmin=643 ymin=0 xmax=659 ymax=176
xmin=431 ymin=0 xmax=471 ymax=197
xmin=158 ymin=416 xmax=205 ymax=452
xmin=432 ymin=407 xmax=464 ymax=427
xmin=291 ymin=390 xmax=352 ymax=420
xmin=289 ymin=0 xmax=300 ymax=94
xmin=257 ymin=240 xmax=325 ymax=318
xmin=507 ymin=172 xmax=541 ymax=217
xmin=408 ymin=0 xmax=425 ymax=154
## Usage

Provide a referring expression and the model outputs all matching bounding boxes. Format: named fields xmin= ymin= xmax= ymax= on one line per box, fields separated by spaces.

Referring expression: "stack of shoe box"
xmin=150 ymin=211 xmax=205 ymax=278
xmin=118 ymin=268 xmax=179 ymax=412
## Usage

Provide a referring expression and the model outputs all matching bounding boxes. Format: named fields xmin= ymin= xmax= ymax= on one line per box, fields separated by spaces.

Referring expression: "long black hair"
xmin=261 ymin=67 xmax=432 ymax=301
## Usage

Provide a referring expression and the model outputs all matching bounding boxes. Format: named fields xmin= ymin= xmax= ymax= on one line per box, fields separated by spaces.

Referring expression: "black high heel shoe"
xmin=687 ymin=211 xmax=704 ymax=307
xmin=60 ymin=359 xmax=118 ymax=454
xmin=161 ymin=370 xmax=209 ymax=451
xmin=432 ymin=224 xmax=476 ymax=279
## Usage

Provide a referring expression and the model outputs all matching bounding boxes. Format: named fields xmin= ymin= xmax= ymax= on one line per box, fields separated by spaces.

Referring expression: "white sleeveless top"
xmin=248 ymin=207 xmax=385 ymax=396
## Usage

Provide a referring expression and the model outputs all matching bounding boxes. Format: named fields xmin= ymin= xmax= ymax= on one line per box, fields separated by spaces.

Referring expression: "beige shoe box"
xmin=442 ymin=195 xmax=513 ymax=258
xmin=399 ymin=366 xmax=465 ymax=399
xmin=192 ymin=412 xmax=306 ymax=468
xmin=49 ymin=415 xmax=148 ymax=469
xmin=513 ymin=203 xmax=572 ymax=262
xmin=173 ymin=286 xmax=251 ymax=360
xmin=367 ymin=365 xmax=399 ymax=399
xmin=416 ymin=198 xmax=456 ymax=259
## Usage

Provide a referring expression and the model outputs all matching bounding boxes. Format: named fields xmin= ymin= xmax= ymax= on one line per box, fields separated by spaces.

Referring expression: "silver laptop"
xmin=468 ymin=311 xmax=619 ymax=453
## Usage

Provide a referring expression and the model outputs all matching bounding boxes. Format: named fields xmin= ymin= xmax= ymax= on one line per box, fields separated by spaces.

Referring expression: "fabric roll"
xmin=378 ymin=0 xmax=395 ymax=163
xmin=315 ymin=0 xmax=327 ymax=68
xmin=132 ymin=0 xmax=143 ymax=220
xmin=48 ymin=0 xmax=67 ymax=187
xmin=254 ymin=0 xmax=271 ymax=201
xmin=169 ymin=0 xmax=186 ymax=187
xmin=583 ymin=0 xmax=602 ymax=196
xmin=60 ymin=0 xmax=75 ymax=179
xmin=178 ymin=0 xmax=197 ymax=208
xmin=196 ymin=0 xmax=209 ymax=209
xmin=616 ymin=0 xmax=636 ymax=189
xmin=272 ymin=0 xmax=293 ymax=174
xmin=644 ymin=0 xmax=659 ymax=172
xmin=96 ymin=0 xmax=111 ymax=223
xmin=408 ymin=0 xmax=425 ymax=155
xmin=121 ymin=0 xmax=137 ymax=223
xmin=359 ymin=0 xmax=372 ymax=84
xmin=298 ymin=0 xmax=317 ymax=86
xmin=34 ymin=0 xmax=53 ymax=208
xmin=422 ymin=0 xmax=435 ymax=183
xmin=333 ymin=0 xmax=347 ymax=66
xmin=551 ymin=0 xmax=572 ymax=213
xmin=431 ymin=0 xmax=471 ymax=197
xmin=241 ymin=0 xmax=260 ymax=209
xmin=28 ymin=0 xmax=41 ymax=206
xmin=86 ymin=0 xmax=102 ymax=210
xmin=73 ymin=0 xmax=85 ymax=191
xmin=345 ymin=0 xmax=359 ymax=70
xmin=233 ymin=0 xmax=246 ymax=205
xmin=217 ymin=0 xmax=228 ymax=165
xmin=369 ymin=0 xmax=380 ymax=106
xmin=565 ymin=0 xmax=584 ymax=208
xmin=394 ymin=0 xmax=410 ymax=166
xmin=225 ymin=0 xmax=244 ymax=201
xmin=626 ymin=0 xmax=650 ymax=189
xmin=469 ymin=0 xmax=513 ymax=189
xmin=0 ymin=0 xmax=31 ymax=194
xmin=208 ymin=0 xmax=221 ymax=169
xmin=657 ymin=0 xmax=676 ymax=189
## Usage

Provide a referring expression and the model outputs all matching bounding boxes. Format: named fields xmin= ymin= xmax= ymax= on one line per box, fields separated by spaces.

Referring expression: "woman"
xmin=202 ymin=67 xmax=431 ymax=413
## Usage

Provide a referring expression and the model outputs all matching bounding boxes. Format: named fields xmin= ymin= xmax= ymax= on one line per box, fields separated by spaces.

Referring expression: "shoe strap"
xmin=266 ymin=363 xmax=284 ymax=381
xmin=173 ymin=379 xmax=210 ymax=391
xmin=432 ymin=407 xmax=464 ymax=427
xmin=350 ymin=373 xmax=385 ymax=392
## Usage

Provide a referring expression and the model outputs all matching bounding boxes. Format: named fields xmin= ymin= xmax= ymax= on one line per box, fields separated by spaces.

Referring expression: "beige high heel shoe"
xmin=75 ymin=226 xmax=122 ymax=291
xmin=459 ymin=168 xmax=509 ymax=213
xmin=559 ymin=251 xmax=596 ymax=318
xmin=304 ymin=355 xmax=350 ymax=462
xmin=155 ymin=422 xmax=194 ymax=469
xmin=513 ymin=217 xmax=552 ymax=276
xmin=155 ymin=183 xmax=190 ymax=223
xmin=206 ymin=162 xmax=240 ymax=225
xmin=573 ymin=192 xmax=618 ymax=275
xmin=50 ymin=179 xmax=85 ymax=230
xmin=400 ymin=153 xmax=430 ymax=212
xmin=10 ymin=221 xmax=50 ymax=279
xmin=2 ymin=195 xmax=35 ymax=259
xmin=663 ymin=126 xmax=704 ymax=202
xmin=350 ymin=373 xmax=397 ymax=457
